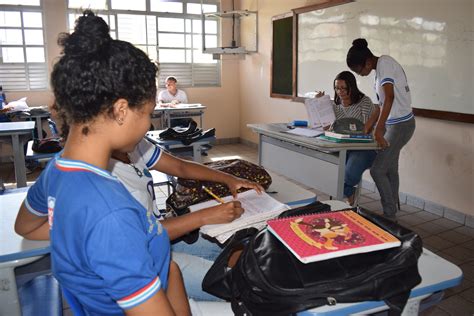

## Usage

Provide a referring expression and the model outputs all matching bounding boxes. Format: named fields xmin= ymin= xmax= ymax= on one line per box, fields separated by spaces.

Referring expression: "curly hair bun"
xmin=61 ymin=10 xmax=111 ymax=56
xmin=352 ymin=38 xmax=368 ymax=48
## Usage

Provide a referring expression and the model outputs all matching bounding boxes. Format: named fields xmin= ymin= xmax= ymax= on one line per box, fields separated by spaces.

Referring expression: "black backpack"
xmin=202 ymin=202 xmax=423 ymax=316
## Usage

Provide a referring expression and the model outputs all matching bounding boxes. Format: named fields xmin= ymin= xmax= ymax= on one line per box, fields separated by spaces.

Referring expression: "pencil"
xmin=202 ymin=186 xmax=225 ymax=204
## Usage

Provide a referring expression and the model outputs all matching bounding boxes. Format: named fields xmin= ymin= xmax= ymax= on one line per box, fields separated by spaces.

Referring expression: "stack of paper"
xmin=189 ymin=189 xmax=290 ymax=243
xmin=304 ymin=95 xmax=335 ymax=128
xmin=285 ymin=127 xmax=325 ymax=137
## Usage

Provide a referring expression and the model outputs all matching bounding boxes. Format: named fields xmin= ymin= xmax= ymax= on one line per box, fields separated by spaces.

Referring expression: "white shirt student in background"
xmin=157 ymin=76 xmax=188 ymax=105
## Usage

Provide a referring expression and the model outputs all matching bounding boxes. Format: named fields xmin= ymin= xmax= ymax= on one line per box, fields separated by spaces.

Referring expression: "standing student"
xmin=316 ymin=71 xmax=380 ymax=205
xmin=14 ymin=11 xmax=194 ymax=315
xmin=346 ymin=38 xmax=416 ymax=220
xmin=49 ymin=104 xmax=261 ymax=301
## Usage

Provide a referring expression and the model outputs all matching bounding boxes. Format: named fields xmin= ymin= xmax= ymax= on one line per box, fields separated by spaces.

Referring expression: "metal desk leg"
xmin=35 ymin=117 xmax=43 ymax=140
xmin=192 ymin=144 xmax=202 ymax=163
xmin=0 ymin=256 xmax=44 ymax=316
xmin=11 ymin=134 xmax=27 ymax=188
xmin=336 ymin=149 xmax=347 ymax=200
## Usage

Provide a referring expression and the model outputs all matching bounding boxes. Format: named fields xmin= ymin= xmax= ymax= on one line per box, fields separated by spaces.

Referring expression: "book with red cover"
xmin=267 ymin=210 xmax=401 ymax=263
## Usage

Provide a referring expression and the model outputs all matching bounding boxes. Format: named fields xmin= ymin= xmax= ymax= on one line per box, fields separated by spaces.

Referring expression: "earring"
xmin=117 ymin=118 xmax=124 ymax=125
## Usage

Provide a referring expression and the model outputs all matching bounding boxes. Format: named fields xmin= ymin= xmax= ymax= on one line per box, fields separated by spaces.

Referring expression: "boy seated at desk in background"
xmin=158 ymin=76 xmax=191 ymax=128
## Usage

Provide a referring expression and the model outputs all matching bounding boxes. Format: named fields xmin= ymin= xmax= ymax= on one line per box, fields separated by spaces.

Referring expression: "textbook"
xmin=304 ymin=95 xmax=336 ymax=128
xmin=324 ymin=131 xmax=373 ymax=140
xmin=189 ymin=189 xmax=290 ymax=243
xmin=318 ymin=135 xmax=373 ymax=143
xmin=267 ymin=210 xmax=400 ymax=263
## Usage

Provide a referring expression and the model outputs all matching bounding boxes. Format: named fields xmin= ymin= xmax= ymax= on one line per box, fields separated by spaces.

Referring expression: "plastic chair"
xmin=18 ymin=273 xmax=63 ymax=316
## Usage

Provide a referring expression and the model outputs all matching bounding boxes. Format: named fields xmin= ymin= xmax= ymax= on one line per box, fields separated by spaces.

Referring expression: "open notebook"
xmin=189 ymin=189 xmax=290 ymax=243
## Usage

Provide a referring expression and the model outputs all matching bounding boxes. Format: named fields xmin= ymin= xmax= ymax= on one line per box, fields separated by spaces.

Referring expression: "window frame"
xmin=67 ymin=0 xmax=221 ymax=88
xmin=0 ymin=1 xmax=48 ymax=91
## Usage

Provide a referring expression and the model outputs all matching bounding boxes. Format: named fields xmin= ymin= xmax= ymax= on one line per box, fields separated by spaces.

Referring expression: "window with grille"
xmin=0 ymin=0 xmax=47 ymax=91
xmin=68 ymin=0 xmax=221 ymax=87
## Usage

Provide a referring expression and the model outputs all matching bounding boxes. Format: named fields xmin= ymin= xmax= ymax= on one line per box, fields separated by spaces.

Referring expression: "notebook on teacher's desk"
xmin=267 ymin=210 xmax=400 ymax=264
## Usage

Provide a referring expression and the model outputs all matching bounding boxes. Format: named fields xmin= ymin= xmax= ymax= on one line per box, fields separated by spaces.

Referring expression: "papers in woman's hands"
xmin=304 ymin=95 xmax=336 ymax=128
xmin=189 ymin=189 xmax=290 ymax=243
xmin=285 ymin=127 xmax=324 ymax=137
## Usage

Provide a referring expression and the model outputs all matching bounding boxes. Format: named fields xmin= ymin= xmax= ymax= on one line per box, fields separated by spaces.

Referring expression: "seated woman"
xmin=317 ymin=71 xmax=380 ymax=205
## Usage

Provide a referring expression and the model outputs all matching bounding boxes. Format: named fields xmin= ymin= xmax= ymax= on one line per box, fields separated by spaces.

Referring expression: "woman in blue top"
xmin=346 ymin=38 xmax=416 ymax=220
xmin=14 ymin=10 xmax=207 ymax=315
xmin=317 ymin=71 xmax=379 ymax=205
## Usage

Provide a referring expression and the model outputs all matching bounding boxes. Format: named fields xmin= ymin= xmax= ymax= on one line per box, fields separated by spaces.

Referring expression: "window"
xmin=67 ymin=0 xmax=221 ymax=87
xmin=0 ymin=0 xmax=47 ymax=91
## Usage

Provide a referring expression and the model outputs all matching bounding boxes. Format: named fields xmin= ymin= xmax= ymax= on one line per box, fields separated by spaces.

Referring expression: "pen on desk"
xmin=203 ymin=186 xmax=225 ymax=204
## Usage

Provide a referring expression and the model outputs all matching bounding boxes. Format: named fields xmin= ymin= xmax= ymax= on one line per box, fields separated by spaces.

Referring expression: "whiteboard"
xmin=297 ymin=0 xmax=474 ymax=115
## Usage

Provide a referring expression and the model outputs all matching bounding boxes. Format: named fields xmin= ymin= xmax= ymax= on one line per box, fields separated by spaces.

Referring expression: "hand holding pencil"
xmin=201 ymin=186 xmax=244 ymax=224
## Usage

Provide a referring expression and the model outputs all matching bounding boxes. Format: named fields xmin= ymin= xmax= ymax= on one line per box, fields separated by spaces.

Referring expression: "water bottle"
xmin=48 ymin=118 xmax=59 ymax=137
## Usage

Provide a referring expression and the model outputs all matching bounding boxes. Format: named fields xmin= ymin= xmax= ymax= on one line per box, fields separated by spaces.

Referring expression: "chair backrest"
xmin=18 ymin=274 xmax=63 ymax=316
xmin=61 ymin=287 xmax=86 ymax=316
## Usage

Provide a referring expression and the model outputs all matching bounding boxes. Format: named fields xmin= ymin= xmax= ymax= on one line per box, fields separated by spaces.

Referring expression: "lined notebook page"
xmin=189 ymin=189 xmax=290 ymax=240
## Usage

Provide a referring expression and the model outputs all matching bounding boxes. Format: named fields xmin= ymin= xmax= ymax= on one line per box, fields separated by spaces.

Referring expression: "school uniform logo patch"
xmin=47 ymin=197 xmax=56 ymax=229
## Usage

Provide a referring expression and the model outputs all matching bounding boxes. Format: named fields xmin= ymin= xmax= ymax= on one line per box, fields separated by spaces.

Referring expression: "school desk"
xmin=248 ymin=123 xmax=378 ymax=200
xmin=154 ymin=103 xmax=206 ymax=128
xmin=0 ymin=173 xmax=314 ymax=316
xmin=0 ymin=121 xmax=35 ymax=187
xmin=145 ymin=129 xmax=215 ymax=163
xmin=0 ymin=188 xmax=49 ymax=316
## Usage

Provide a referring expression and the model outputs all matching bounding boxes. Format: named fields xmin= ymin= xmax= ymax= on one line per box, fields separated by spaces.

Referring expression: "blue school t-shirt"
xmin=25 ymin=156 xmax=170 ymax=315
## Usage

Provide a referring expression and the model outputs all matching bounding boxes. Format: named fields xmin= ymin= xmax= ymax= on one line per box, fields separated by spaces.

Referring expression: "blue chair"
xmin=18 ymin=273 xmax=63 ymax=316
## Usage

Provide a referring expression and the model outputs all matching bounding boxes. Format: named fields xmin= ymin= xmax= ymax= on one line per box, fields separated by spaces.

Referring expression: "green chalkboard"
xmin=271 ymin=15 xmax=293 ymax=98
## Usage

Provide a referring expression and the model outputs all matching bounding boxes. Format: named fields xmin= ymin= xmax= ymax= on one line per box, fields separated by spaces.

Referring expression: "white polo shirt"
xmin=157 ymin=89 xmax=188 ymax=104
xmin=375 ymin=55 xmax=413 ymax=125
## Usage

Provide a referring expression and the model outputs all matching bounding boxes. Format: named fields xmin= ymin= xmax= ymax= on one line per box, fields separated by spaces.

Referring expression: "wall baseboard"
xmin=360 ymin=179 xmax=472 ymax=228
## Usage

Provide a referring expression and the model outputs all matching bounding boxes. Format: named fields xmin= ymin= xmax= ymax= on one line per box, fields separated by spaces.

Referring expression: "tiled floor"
xmin=3 ymin=143 xmax=474 ymax=315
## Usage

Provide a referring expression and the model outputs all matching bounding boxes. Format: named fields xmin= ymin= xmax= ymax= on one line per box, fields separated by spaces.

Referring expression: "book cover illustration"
xmin=267 ymin=210 xmax=400 ymax=263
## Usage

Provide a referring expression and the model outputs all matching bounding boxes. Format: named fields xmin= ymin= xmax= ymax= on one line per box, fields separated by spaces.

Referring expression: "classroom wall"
xmin=238 ymin=0 xmax=474 ymax=216
xmin=5 ymin=0 xmax=242 ymax=141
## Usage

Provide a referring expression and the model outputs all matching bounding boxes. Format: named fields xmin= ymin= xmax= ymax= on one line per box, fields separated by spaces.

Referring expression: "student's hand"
xmin=200 ymin=201 xmax=244 ymax=225
xmin=374 ymin=126 xmax=389 ymax=149
xmin=226 ymin=176 xmax=264 ymax=198
xmin=315 ymin=91 xmax=325 ymax=98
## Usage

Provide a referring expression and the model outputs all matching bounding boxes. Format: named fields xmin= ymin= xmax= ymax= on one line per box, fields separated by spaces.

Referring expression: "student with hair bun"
xmin=15 ymin=10 xmax=201 ymax=315
xmin=346 ymin=38 xmax=415 ymax=220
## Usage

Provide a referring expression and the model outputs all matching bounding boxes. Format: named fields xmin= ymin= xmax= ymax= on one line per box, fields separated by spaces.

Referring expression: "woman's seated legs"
xmin=344 ymin=150 xmax=377 ymax=198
